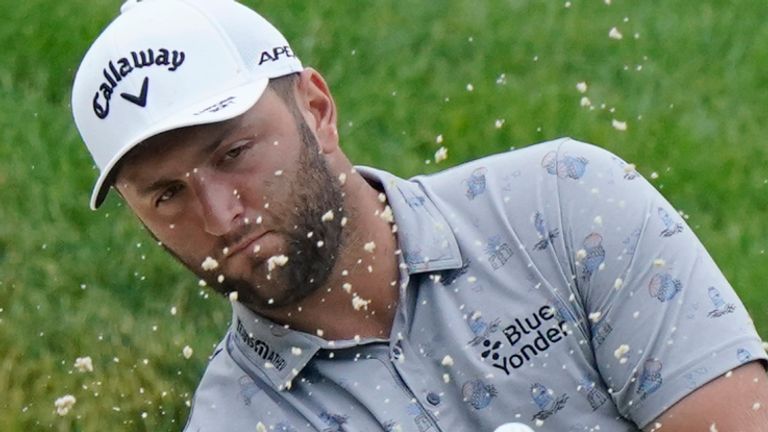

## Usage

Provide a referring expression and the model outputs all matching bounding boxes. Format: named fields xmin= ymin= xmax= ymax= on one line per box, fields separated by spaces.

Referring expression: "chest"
xmin=273 ymin=268 xmax=638 ymax=431
xmin=353 ymin=243 xmax=638 ymax=431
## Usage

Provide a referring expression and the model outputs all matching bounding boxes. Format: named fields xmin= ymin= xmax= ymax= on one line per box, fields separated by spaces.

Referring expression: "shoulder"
xmin=183 ymin=337 xmax=270 ymax=431
xmin=413 ymin=136 xmax=625 ymax=198
xmin=182 ymin=340 xmax=233 ymax=431
xmin=415 ymin=136 xmax=572 ymax=189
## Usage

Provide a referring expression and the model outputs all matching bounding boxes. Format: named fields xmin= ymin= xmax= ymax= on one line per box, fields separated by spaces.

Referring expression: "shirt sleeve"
xmin=552 ymin=138 xmax=767 ymax=428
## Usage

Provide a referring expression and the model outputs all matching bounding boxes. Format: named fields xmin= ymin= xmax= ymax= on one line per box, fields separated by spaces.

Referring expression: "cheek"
xmin=235 ymin=170 xmax=287 ymax=212
xmin=149 ymin=220 xmax=216 ymax=262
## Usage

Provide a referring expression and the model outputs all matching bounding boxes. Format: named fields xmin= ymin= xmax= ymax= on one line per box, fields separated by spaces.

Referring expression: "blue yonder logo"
xmin=479 ymin=305 xmax=568 ymax=375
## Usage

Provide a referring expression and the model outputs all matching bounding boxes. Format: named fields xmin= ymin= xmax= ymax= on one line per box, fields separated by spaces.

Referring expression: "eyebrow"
xmin=196 ymin=118 xmax=242 ymax=160
xmin=135 ymin=121 xmax=241 ymax=198
xmin=137 ymin=177 xmax=179 ymax=197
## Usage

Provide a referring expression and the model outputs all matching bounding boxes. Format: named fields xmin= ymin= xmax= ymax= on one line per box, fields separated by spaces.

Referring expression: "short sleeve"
xmin=552 ymin=138 xmax=767 ymax=428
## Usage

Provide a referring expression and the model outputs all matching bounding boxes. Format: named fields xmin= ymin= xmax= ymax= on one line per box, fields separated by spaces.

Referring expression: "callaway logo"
xmin=92 ymin=48 xmax=186 ymax=119
xmin=121 ymin=77 xmax=149 ymax=108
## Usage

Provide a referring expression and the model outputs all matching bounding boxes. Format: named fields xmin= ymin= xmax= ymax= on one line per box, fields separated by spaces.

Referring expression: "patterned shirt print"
xmin=184 ymin=138 xmax=766 ymax=432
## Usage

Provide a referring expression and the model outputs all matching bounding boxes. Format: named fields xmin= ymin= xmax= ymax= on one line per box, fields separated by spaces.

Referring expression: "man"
xmin=71 ymin=0 xmax=768 ymax=430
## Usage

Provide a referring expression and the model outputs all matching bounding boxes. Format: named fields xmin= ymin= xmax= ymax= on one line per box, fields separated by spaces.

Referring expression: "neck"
xmin=252 ymin=166 xmax=400 ymax=340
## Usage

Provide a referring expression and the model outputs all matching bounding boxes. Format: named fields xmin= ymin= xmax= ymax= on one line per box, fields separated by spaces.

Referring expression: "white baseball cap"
xmin=71 ymin=0 xmax=303 ymax=209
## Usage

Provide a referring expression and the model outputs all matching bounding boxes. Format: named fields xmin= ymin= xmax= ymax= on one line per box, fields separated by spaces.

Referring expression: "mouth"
xmin=225 ymin=231 xmax=270 ymax=259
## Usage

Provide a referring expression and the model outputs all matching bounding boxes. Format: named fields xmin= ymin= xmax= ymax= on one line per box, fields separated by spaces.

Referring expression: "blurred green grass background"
xmin=1 ymin=0 xmax=766 ymax=430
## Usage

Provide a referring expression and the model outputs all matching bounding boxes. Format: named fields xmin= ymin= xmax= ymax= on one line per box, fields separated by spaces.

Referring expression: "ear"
xmin=295 ymin=68 xmax=339 ymax=154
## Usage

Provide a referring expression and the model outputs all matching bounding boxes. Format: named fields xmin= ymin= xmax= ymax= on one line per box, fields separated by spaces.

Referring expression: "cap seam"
xmin=178 ymin=0 xmax=251 ymax=73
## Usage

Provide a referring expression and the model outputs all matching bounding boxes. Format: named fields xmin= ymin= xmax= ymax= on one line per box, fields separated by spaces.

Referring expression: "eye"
xmin=155 ymin=183 xmax=183 ymax=207
xmin=222 ymin=143 xmax=249 ymax=162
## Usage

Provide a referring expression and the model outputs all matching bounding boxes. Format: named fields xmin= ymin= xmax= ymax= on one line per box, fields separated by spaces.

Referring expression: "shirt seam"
xmin=631 ymin=335 xmax=768 ymax=428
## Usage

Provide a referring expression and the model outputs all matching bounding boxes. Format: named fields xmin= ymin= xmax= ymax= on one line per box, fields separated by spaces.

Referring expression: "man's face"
xmin=115 ymin=87 xmax=345 ymax=310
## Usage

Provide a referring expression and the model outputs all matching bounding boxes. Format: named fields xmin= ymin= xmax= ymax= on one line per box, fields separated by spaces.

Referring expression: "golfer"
xmin=71 ymin=0 xmax=768 ymax=430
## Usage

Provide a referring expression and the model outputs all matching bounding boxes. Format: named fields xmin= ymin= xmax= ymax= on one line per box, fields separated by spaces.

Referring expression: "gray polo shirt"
xmin=184 ymin=137 xmax=766 ymax=432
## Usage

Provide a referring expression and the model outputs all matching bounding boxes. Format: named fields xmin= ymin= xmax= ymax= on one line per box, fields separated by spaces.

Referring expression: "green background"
xmin=1 ymin=0 xmax=766 ymax=430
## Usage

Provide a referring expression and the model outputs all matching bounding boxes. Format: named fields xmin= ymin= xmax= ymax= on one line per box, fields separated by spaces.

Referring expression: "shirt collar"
xmin=356 ymin=166 xmax=463 ymax=274
xmin=227 ymin=166 xmax=463 ymax=391
xmin=227 ymin=302 xmax=320 ymax=390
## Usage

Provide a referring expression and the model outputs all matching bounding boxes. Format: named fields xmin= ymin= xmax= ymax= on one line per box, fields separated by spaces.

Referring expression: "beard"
xmin=222 ymin=119 xmax=345 ymax=309
xmin=163 ymin=117 xmax=346 ymax=311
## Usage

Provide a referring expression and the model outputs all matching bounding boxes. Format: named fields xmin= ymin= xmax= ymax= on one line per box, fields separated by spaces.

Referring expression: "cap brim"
xmin=89 ymin=77 xmax=269 ymax=210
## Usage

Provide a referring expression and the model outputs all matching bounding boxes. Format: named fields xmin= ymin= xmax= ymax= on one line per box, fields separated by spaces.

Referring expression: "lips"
xmin=225 ymin=230 xmax=270 ymax=259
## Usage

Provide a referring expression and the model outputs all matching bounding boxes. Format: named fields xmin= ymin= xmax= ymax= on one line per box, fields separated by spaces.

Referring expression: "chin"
xmin=217 ymin=273 xmax=314 ymax=311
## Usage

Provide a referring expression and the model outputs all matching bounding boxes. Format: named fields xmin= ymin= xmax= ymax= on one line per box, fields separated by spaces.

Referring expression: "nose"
xmin=190 ymin=172 xmax=244 ymax=236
